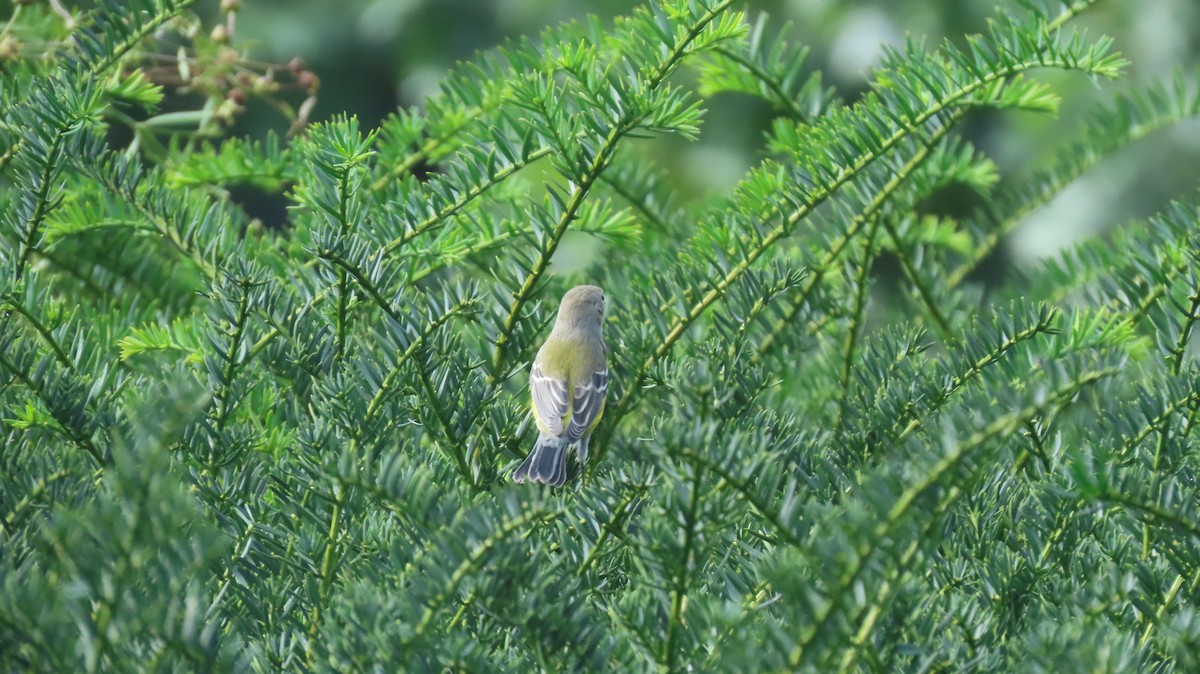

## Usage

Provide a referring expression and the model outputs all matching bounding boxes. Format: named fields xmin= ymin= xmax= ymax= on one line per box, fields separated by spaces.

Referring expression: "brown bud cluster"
xmin=0 ymin=36 xmax=19 ymax=61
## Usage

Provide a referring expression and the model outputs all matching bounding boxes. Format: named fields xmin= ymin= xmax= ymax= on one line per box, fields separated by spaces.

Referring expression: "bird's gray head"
xmin=556 ymin=285 xmax=605 ymax=334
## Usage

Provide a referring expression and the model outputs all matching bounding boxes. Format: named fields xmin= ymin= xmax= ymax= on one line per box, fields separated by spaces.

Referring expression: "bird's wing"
xmin=530 ymin=362 xmax=570 ymax=436
xmin=567 ymin=368 xmax=608 ymax=442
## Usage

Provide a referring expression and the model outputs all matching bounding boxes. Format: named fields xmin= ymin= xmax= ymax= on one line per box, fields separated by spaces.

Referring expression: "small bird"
xmin=512 ymin=285 xmax=608 ymax=487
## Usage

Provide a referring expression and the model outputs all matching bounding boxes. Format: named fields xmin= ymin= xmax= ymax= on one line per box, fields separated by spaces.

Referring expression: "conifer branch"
xmin=0 ymin=350 xmax=104 ymax=467
xmin=662 ymin=461 xmax=704 ymax=672
xmin=880 ymin=215 xmax=957 ymax=342
xmin=708 ymin=44 xmax=813 ymax=121
xmin=380 ymin=146 xmax=553 ymax=257
xmin=10 ymin=0 xmax=199 ymax=280
xmin=835 ymin=218 xmax=882 ymax=431
xmin=410 ymin=508 xmax=563 ymax=639
xmin=836 ymin=485 xmax=963 ymax=673
xmin=1168 ymin=284 xmax=1200 ymax=375
xmin=615 ymin=117 xmax=956 ymax=433
xmin=359 ymin=298 xmax=478 ymax=434
xmin=1 ymin=468 xmax=70 ymax=534
xmin=610 ymin=1 xmax=1120 ymax=435
xmin=370 ymin=107 xmax=485 ymax=192
xmin=212 ymin=279 xmax=255 ymax=435
xmin=887 ymin=307 xmax=1059 ymax=446
xmin=76 ymin=156 xmax=220 ymax=279
xmin=488 ymin=0 xmax=739 ymax=384
xmin=13 ymin=134 xmax=64 ymax=282
xmin=789 ymin=365 xmax=1116 ymax=667
xmin=5 ymin=0 xmax=1199 ymax=670
xmin=949 ymin=72 xmax=1200 ymax=288
xmin=1097 ymin=490 xmax=1200 ymax=541
xmin=0 ymin=296 xmax=74 ymax=369
xmin=676 ymin=447 xmax=799 ymax=547
xmin=306 ymin=487 xmax=345 ymax=666
xmin=576 ymin=483 xmax=651 ymax=576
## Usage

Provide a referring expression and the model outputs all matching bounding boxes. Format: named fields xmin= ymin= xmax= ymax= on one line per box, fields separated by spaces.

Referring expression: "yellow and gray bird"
xmin=512 ymin=285 xmax=608 ymax=487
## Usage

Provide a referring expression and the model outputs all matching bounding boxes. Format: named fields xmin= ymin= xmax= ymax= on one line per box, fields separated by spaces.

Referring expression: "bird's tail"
xmin=512 ymin=434 xmax=569 ymax=487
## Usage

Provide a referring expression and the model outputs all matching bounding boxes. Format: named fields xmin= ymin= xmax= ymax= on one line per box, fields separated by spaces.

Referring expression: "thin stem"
xmin=1 ymin=296 xmax=74 ymax=369
xmin=83 ymin=163 xmax=217 ymax=279
xmin=888 ymin=312 xmax=1058 ymax=448
xmin=834 ymin=217 xmax=882 ymax=432
xmin=1 ymin=469 xmax=70 ymax=534
xmin=837 ymin=486 xmax=963 ymax=673
xmin=370 ymin=106 xmax=483 ymax=192
xmin=575 ymin=483 xmax=651 ymax=576
xmin=676 ymin=447 xmax=799 ymax=547
xmin=418 ymin=364 xmax=471 ymax=482
xmin=1099 ymin=490 xmax=1200 ymax=540
xmin=305 ymin=488 xmax=344 ymax=666
xmin=15 ymin=134 xmax=64 ymax=282
xmin=1170 ymin=288 xmax=1200 ymax=374
xmin=661 ymin=459 xmax=703 ymax=673
xmin=598 ymin=170 xmax=671 ymax=233
xmin=710 ymin=44 xmax=814 ymax=122
xmin=333 ymin=169 xmax=354 ymax=360
xmin=0 ymin=4 xmax=23 ymax=41
xmin=880 ymin=216 xmax=956 ymax=343
xmin=381 ymin=147 xmax=553 ymax=258
xmin=0 ymin=351 xmax=104 ymax=467
xmin=214 ymin=281 xmax=253 ymax=433
xmin=360 ymin=298 xmax=476 ymax=432
xmin=410 ymin=509 xmax=562 ymax=639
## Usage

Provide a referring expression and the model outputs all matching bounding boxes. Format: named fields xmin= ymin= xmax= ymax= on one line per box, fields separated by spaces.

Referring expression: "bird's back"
xmin=537 ymin=329 xmax=605 ymax=389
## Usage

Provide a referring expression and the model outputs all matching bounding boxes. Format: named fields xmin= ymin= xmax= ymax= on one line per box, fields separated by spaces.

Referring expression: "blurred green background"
xmin=223 ymin=0 xmax=1198 ymax=267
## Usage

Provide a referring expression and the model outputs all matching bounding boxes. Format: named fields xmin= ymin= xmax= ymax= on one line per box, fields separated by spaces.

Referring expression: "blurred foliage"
xmin=3 ymin=0 xmax=1200 ymax=672
xmin=231 ymin=0 xmax=1200 ymax=264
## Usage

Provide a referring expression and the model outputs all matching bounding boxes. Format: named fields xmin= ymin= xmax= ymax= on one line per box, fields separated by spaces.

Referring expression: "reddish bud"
xmin=297 ymin=70 xmax=319 ymax=92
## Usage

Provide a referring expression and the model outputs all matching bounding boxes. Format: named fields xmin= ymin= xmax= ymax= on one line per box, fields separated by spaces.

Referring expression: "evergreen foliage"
xmin=2 ymin=0 xmax=1199 ymax=671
